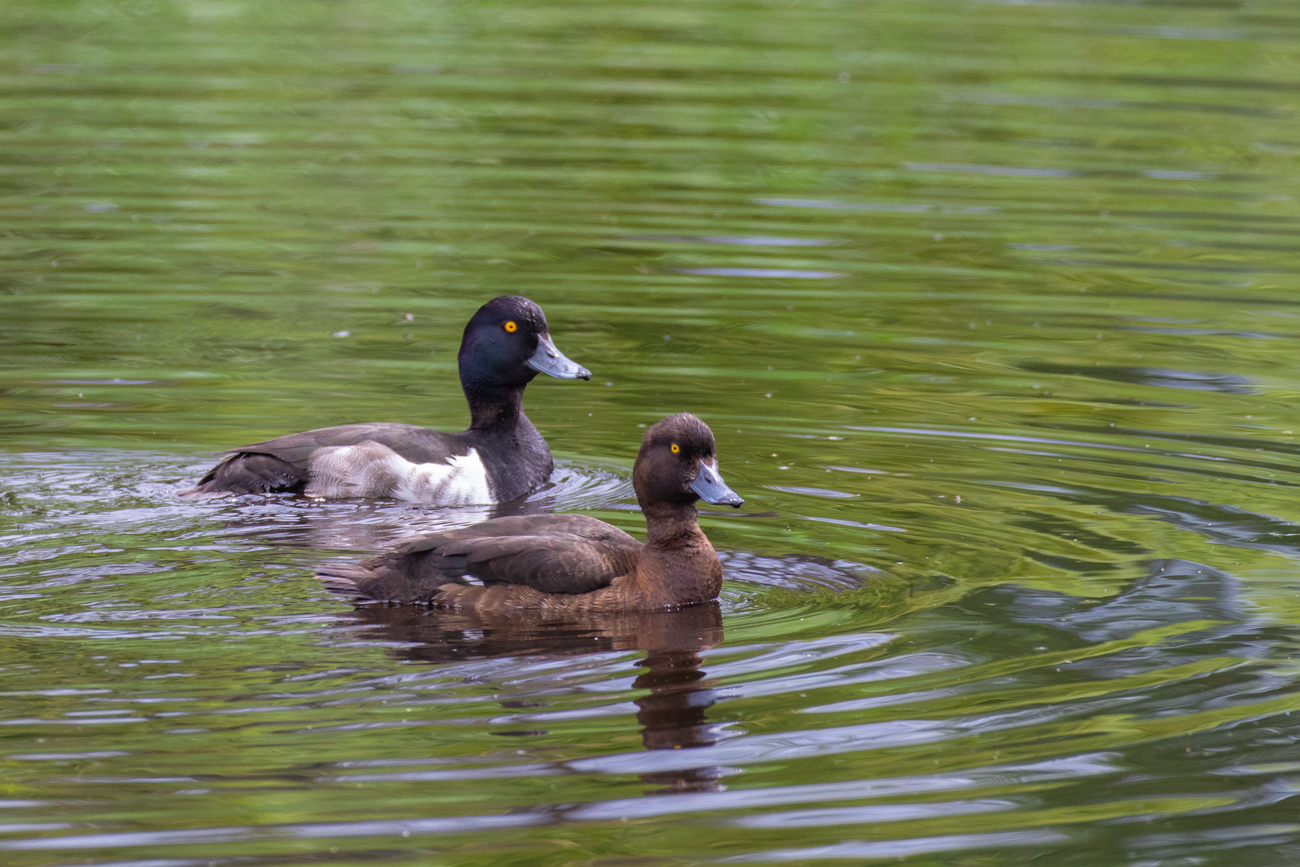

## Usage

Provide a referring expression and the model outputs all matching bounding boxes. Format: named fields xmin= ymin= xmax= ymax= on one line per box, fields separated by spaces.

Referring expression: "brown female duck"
xmin=321 ymin=413 xmax=743 ymax=611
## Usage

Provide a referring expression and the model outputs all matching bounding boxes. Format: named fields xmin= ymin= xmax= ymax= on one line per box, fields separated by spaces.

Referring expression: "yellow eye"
xmin=671 ymin=443 xmax=680 ymax=454
xmin=504 ymin=321 xmax=518 ymax=333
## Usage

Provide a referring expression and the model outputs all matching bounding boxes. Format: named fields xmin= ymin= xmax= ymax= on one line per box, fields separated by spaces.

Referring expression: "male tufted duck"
xmin=192 ymin=295 xmax=590 ymax=503
xmin=320 ymin=413 xmax=743 ymax=611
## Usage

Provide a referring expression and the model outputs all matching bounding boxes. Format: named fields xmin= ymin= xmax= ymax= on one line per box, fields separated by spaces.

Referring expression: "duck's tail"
xmin=315 ymin=561 xmax=368 ymax=597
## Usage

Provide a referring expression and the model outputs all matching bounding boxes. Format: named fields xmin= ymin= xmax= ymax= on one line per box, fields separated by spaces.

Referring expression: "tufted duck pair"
xmin=196 ymin=296 xmax=743 ymax=611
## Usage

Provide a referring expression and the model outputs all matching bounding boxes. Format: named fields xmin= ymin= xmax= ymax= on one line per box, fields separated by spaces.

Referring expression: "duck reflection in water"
xmin=344 ymin=600 xmax=730 ymax=794
xmin=320 ymin=412 xmax=743 ymax=791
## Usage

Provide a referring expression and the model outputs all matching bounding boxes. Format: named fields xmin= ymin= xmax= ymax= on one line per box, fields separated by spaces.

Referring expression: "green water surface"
xmin=4 ymin=0 xmax=1300 ymax=864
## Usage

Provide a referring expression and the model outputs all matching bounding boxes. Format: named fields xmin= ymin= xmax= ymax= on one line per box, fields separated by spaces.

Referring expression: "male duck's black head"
xmin=633 ymin=413 xmax=743 ymax=510
xmin=458 ymin=296 xmax=590 ymax=394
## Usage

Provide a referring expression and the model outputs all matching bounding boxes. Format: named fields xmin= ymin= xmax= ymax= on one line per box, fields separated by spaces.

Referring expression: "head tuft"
xmin=458 ymin=296 xmax=548 ymax=395
xmin=470 ymin=295 xmax=548 ymax=333
xmin=641 ymin=413 xmax=716 ymax=459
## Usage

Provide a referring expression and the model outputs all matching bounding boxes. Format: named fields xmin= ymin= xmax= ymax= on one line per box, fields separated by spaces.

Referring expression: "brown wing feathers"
xmin=460 ymin=534 xmax=639 ymax=594
xmin=325 ymin=514 xmax=643 ymax=603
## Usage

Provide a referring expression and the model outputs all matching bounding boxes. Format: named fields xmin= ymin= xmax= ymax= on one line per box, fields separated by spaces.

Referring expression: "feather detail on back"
xmin=193 ymin=452 xmax=310 ymax=495
xmin=239 ymin=423 xmax=466 ymax=467
xmin=322 ymin=514 xmax=643 ymax=603
xmin=192 ymin=423 xmax=470 ymax=497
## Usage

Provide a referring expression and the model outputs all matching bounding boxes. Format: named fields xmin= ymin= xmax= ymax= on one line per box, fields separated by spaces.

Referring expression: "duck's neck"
xmin=641 ymin=501 xmax=705 ymax=547
xmin=464 ymin=384 xmax=526 ymax=432
xmin=462 ymin=383 xmax=552 ymax=503
xmin=635 ymin=501 xmax=723 ymax=607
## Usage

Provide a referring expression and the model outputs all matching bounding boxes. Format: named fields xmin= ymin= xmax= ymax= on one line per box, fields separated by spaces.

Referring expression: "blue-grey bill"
xmin=527 ymin=332 xmax=591 ymax=380
xmin=691 ymin=460 xmax=744 ymax=507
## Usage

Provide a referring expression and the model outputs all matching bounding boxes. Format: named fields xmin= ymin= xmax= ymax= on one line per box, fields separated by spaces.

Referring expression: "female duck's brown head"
xmin=633 ymin=413 xmax=743 ymax=513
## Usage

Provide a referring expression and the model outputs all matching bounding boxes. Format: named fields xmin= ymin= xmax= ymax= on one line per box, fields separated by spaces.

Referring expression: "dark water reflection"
xmin=349 ymin=603 xmax=729 ymax=793
xmin=347 ymin=599 xmax=724 ymax=666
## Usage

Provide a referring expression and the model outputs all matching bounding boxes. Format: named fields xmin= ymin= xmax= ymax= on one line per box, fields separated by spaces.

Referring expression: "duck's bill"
xmin=691 ymin=460 xmax=744 ymax=508
xmin=527 ymin=333 xmax=591 ymax=380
